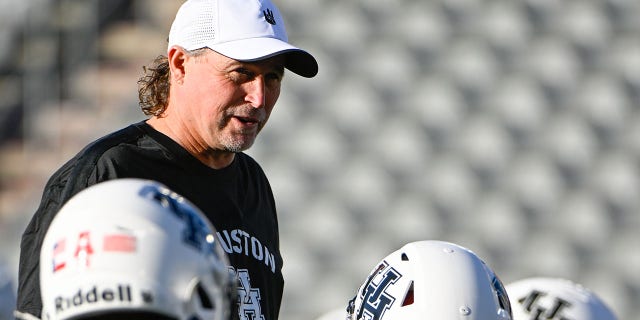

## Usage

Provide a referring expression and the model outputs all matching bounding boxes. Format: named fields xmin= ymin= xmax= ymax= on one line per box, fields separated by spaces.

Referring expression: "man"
xmin=38 ymin=179 xmax=235 ymax=320
xmin=506 ymin=277 xmax=617 ymax=320
xmin=16 ymin=0 xmax=318 ymax=319
xmin=347 ymin=240 xmax=513 ymax=320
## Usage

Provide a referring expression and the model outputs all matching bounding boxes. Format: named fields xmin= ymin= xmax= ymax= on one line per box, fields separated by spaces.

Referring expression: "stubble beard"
xmin=217 ymin=109 xmax=265 ymax=153
xmin=220 ymin=135 xmax=254 ymax=153
xmin=218 ymin=124 xmax=259 ymax=153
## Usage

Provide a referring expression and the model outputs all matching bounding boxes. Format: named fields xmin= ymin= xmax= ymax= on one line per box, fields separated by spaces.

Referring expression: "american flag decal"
xmin=52 ymin=238 xmax=66 ymax=272
xmin=103 ymin=234 xmax=137 ymax=252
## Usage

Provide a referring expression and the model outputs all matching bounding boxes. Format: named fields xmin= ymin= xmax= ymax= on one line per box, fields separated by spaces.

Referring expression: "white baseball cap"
xmin=168 ymin=0 xmax=318 ymax=78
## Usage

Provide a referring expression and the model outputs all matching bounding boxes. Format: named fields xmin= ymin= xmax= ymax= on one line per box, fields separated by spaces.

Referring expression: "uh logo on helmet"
xmin=348 ymin=261 xmax=404 ymax=320
xmin=506 ymin=277 xmax=618 ymax=320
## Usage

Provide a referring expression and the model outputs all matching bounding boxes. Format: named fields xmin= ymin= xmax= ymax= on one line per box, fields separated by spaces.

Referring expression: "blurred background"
xmin=1 ymin=0 xmax=639 ymax=319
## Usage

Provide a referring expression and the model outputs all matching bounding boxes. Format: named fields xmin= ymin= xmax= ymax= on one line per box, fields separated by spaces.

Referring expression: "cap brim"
xmin=208 ymin=38 xmax=318 ymax=78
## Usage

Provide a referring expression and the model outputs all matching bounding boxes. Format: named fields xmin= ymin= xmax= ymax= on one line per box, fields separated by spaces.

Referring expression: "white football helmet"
xmin=347 ymin=240 xmax=512 ymax=320
xmin=40 ymin=178 xmax=235 ymax=320
xmin=315 ymin=307 xmax=348 ymax=320
xmin=506 ymin=277 xmax=617 ymax=320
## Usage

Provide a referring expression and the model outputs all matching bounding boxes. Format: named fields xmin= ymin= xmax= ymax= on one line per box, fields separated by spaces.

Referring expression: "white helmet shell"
xmin=506 ymin=277 xmax=617 ymax=320
xmin=348 ymin=240 xmax=512 ymax=320
xmin=315 ymin=307 xmax=348 ymax=320
xmin=40 ymin=179 xmax=235 ymax=320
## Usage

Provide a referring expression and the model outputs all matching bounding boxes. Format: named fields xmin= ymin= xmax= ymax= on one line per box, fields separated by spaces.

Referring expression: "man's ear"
xmin=168 ymin=46 xmax=187 ymax=83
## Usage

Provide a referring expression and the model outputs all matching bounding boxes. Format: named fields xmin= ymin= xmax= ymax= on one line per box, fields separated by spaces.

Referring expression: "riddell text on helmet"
xmin=54 ymin=284 xmax=134 ymax=312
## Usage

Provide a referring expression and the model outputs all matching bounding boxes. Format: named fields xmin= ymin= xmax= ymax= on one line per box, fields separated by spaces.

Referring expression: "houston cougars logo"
xmin=229 ymin=267 xmax=265 ymax=320
xmin=355 ymin=262 xmax=402 ymax=320
xmin=517 ymin=290 xmax=573 ymax=320
xmin=139 ymin=184 xmax=218 ymax=257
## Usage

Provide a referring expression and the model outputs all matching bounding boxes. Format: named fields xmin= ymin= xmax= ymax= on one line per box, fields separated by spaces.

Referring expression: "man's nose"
xmin=244 ymin=76 xmax=266 ymax=108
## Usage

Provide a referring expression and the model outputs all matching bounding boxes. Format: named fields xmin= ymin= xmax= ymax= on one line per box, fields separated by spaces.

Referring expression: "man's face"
xmin=176 ymin=49 xmax=285 ymax=153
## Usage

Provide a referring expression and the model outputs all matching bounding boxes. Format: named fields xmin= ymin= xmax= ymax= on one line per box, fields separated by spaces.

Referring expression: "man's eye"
xmin=229 ymin=68 xmax=252 ymax=83
xmin=236 ymin=68 xmax=252 ymax=75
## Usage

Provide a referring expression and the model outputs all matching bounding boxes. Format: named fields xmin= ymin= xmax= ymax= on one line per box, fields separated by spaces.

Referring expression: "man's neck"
xmin=146 ymin=117 xmax=235 ymax=169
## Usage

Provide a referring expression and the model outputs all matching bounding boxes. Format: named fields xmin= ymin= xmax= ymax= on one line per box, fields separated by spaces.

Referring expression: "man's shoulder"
xmin=46 ymin=122 xmax=149 ymax=184
xmin=77 ymin=121 xmax=149 ymax=160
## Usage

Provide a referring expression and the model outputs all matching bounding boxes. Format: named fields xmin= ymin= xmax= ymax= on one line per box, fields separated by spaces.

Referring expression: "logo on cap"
xmin=263 ymin=9 xmax=276 ymax=25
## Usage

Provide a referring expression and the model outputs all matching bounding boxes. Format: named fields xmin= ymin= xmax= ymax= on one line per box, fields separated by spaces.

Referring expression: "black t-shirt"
xmin=17 ymin=121 xmax=283 ymax=320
